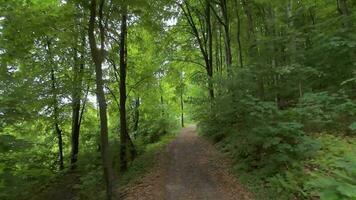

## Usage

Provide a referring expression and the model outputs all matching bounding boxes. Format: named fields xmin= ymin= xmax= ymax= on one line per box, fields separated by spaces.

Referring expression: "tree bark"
xmin=70 ymin=34 xmax=85 ymax=168
xmin=337 ymin=0 xmax=350 ymax=16
xmin=337 ymin=0 xmax=351 ymax=27
xmin=133 ymin=97 xmax=140 ymax=133
xmin=47 ymin=40 xmax=64 ymax=171
xmin=220 ymin=0 xmax=232 ymax=73
xmin=206 ymin=0 xmax=214 ymax=99
xmin=241 ymin=0 xmax=264 ymax=99
xmin=180 ymin=0 xmax=214 ymax=100
xmin=109 ymin=58 xmax=137 ymax=163
xmin=119 ymin=5 xmax=134 ymax=171
xmin=88 ymin=0 xmax=114 ymax=199
xmin=234 ymin=0 xmax=244 ymax=68
xmin=180 ymin=72 xmax=184 ymax=128
xmin=241 ymin=0 xmax=255 ymax=39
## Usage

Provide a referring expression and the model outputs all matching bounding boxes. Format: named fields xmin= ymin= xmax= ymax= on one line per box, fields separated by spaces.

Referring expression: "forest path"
xmin=122 ymin=125 xmax=252 ymax=200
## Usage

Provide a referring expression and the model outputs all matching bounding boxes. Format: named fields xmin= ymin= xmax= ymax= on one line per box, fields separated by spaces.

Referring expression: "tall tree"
xmin=88 ymin=0 xmax=114 ymax=199
xmin=180 ymin=0 xmax=214 ymax=99
xmin=70 ymin=31 xmax=86 ymax=167
xmin=234 ymin=0 xmax=244 ymax=68
xmin=211 ymin=0 xmax=232 ymax=73
xmin=119 ymin=4 xmax=129 ymax=172
xmin=46 ymin=40 xmax=64 ymax=171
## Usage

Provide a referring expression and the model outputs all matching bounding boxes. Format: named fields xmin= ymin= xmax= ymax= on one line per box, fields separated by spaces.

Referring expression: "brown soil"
xmin=122 ymin=125 xmax=252 ymax=200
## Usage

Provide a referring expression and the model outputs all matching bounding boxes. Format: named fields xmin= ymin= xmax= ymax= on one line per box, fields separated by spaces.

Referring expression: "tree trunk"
xmin=220 ymin=0 xmax=232 ymax=73
xmin=70 ymin=49 xmax=81 ymax=168
xmin=180 ymin=72 xmax=184 ymax=128
xmin=160 ymin=81 xmax=165 ymax=116
xmin=47 ymin=41 xmax=64 ymax=171
xmin=241 ymin=0 xmax=264 ymax=99
xmin=206 ymin=0 xmax=214 ymax=100
xmin=51 ymin=70 xmax=64 ymax=171
xmin=241 ymin=0 xmax=255 ymax=39
xmin=179 ymin=0 xmax=214 ymax=100
xmin=119 ymin=5 xmax=130 ymax=172
xmin=109 ymin=50 xmax=137 ymax=164
xmin=88 ymin=0 xmax=114 ymax=199
xmin=241 ymin=0 xmax=257 ymax=58
xmin=181 ymin=95 xmax=184 ymax=128
xmin=337 ymin=0 xmax=350 ymax=16
xmin=337 ymin=0 xmax=351 ymax=27
xmin=133 ymin=97 xmax=140 ymax=133
xmin=70 ymin=35 xmax=85 ymax=167
xmin=234 ymin=0 xmax=244 ymax=68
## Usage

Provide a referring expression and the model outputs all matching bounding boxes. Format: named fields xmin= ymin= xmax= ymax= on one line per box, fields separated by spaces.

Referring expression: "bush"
xmin=306 ymin=134 xmax=356 ymax=200
xmin=199 ymin=94 xmax=320 ymax=177
xmin=294 ymin=92 xmax=356 ymax=134
xmin=136 ymin=115 xmax=177 ymax=144
xmin=194 ymin=71 xmax=356 ymax=199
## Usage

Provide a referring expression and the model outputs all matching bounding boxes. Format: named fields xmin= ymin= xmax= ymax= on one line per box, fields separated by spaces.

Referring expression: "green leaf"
xmin=337 ymin=184 xmax=356 ymax=198
xmin=320 ymin=189 xmax=341 ymax=200
xmin=349 ymin=122 xmax=356 ymax=131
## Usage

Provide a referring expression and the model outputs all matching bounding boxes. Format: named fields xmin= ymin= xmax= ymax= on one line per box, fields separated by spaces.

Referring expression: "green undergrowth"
xmin=76 ymin=130 xmax=179 ymax=200
xmin=212 ymin=132 xmax=356 ymax=200
xmin=196 ymin=86 xmax=356 ymax=200
xmin=118 ymin=130 xmax=178 ymax=186
xmin=27 ymin=129 xmax=179 ymax=200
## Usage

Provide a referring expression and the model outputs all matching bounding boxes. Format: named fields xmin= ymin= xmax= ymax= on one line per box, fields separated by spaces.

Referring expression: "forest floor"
xmin=121 ymin=125 xmax=252 ymax=200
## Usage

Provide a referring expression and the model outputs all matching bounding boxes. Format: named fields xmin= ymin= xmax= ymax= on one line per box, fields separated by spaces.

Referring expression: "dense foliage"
xmin=0 ymin=0 xmax=181 ymax=199
xmin=0 ymin=0 xmax=355 ymax=200
xmin=187 ymin=0 xmax=356 ymax=199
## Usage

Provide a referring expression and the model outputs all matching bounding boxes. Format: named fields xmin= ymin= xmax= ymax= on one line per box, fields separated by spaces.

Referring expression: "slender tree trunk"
xmin=70 ymin=49 xmax=81 ymax=168
xmin=234 ymin=0 xmax=244 ymax=68
xmin=180 ymin=72 xmax=184 ymax=128
xmin=241 ymin=0 xmax=255 ymax=40
xmin=110 ymin=54 xmax=137 ymax=163
xmin=206 ymin=0 xmax=214 ymax=100
xmin=337 ymin=0 xmax=350 ymax=16
xmin=219 ymin=26 xmax=224 ymax=73
xmin=220 ymin=0 xmax=232 ymax=73
xmin=88 ymin=0 xmax=114 ymax=199
xmin=159 ymin=79 xmax=165 ymax=116
xmin=133 ymin=97 xmax=140 ymax=133
xmin=51 ymin=72 xmax=63 ymax=171
xmin=70 ymin=35 xmax=85 ymax=167
xmin=241 ymin=0 xmax=264 ymax=99
xmin=181 ymin=95 xmax=184 ymax=128
xmin=179 ymin=0 xmax=214 ymax=100
xmin=119 ymin=5 xmax=130 ymax=171
xmin=241 ymin=0 xmax=257 ymax=58
xmin=215 ymin=23 xmax=221 ymax=74
xmin=47 ymin=41 xmax=64 ymax=171
xmin=337 ymin=0 xmax=351 ymax=27
xmin=55 ymin=123 xmax=64 ymax=170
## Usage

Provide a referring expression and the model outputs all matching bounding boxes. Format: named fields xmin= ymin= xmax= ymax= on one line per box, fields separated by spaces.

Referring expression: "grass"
xmin=118 ymin=130 xmax=178 ymax=186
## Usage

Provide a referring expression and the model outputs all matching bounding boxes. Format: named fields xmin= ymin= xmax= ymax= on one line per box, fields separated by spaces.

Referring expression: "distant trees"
xmin=179 ymin=0 xmax=214 ymax=99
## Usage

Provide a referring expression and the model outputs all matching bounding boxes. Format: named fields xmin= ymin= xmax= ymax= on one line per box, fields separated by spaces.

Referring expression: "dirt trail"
xmin=123 ymin=126 xmax=252 ymax=200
